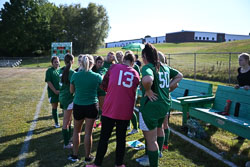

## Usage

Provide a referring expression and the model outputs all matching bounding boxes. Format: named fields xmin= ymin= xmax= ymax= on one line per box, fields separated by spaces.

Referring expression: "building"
xmin=166 ymin=30 xmax=250 ymax=43
xmin=106 ymin=38 xmax=143 ymax=48
xmin=105 ymin=30 xmax=250 ymax=48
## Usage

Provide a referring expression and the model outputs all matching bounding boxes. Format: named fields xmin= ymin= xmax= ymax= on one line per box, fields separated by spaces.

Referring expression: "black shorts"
xmin=73 ymin=103 xmax=99 ymax=120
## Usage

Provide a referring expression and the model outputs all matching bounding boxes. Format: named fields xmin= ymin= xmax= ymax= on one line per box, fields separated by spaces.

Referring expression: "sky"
xmin=0 ymin=0 xmax=250 ymax=43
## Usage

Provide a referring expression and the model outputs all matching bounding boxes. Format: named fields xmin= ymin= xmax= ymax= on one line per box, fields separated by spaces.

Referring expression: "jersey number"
xmin=118 ymin=70 xmax=134 ymax=88
xmin=159 ymin=72 xmax=169 ymax=88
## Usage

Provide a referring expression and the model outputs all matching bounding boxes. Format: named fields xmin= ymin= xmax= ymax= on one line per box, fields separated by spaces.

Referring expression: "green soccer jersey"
xmin=96 ymin=67 xmax=108 ymax=76
xmin=140 ymin=63 xmax=179 ymax=117
xmin=45 ymin=67 xmax=60 ymax=98
xmin=70 ymin=70 xmax=102 ymax=105
xmin=94 ymin=67 xmax=107 ymax=96
xmin=103 ymin=61 xmax=113 ymax=70
xmin=59 ymin=67 xmax=75 ymax=109
xmin=133 ymin=63 xmax=141 ymax=76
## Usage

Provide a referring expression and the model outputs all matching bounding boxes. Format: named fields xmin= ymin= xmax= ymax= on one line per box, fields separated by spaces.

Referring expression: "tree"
xmin=0 ymin=1 xmax=110 ymax=57
xmin=51 ymin=3 xmax=110 ymax=54
xmin=0 ymin=0 xmax=55 ymax=57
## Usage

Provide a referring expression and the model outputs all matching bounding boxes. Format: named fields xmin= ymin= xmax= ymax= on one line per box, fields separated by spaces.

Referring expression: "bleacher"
xmin=0 ymin=59 xmax=22 ymax=67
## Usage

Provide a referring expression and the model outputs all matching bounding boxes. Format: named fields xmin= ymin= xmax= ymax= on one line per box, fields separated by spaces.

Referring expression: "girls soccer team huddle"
xmin=45 ymin=43 xmax=183 ymax=167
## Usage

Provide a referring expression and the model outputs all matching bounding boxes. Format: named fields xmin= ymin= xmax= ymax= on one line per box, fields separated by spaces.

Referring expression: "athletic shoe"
xmin=93 ymin=121 xmax=97 ymax=128
xmin=136 ymin=155 xmax=148 ymax=162
xmin=54 ymin=124 xmax=60 ymax=128
xmin=63 ymin=143 xmax=73 ymax=149
xmin=163 ymin=145 xmax=168 ymax=150
xmin=68 ymin=154 xmax=79 ymax=162
xmin=159 ymin=152 xmax=163 ymax=158
xmin=84 ymin=155 xmax=95 ymax=164
xmin=139 ymin=157 xmax=150 ymax=166
xmin=97 ymin=122 xmax=102 ymax=128
xmin=115 ymin=165 xmax=126 ymax=167
xmin=86 ymin=165 xmax=98 ymax=167
xmin=128 ymin=129 xmax=138 ymax=135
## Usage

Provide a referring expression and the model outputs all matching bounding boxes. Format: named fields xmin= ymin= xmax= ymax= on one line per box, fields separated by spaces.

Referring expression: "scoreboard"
xmin=51 ymin=42 xmax=72 ymax=60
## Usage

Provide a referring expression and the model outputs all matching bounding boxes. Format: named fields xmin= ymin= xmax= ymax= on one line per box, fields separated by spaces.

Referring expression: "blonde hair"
xmin=79 ymin=54 xmax=94 ymax=71
xmin=116 ymin=51 xmax=124 ymax=57
xmin=125 ymin=50 xmax=133 ymax=56
xmin=158 ymin=51 xmax=167 ymax=64
xmin=239 ymin=53 xmax=250 ymax=65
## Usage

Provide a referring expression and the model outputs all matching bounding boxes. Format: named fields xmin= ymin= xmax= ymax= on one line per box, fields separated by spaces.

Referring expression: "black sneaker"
xmin=68 ymin=154 xmax=79 ymax=162
xmin=84 ymin=155 xmax=95 ymax=164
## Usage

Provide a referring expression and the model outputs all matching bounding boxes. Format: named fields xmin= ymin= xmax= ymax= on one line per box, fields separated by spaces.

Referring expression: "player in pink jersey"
xmin=87 ymin=52 xmax=140 ymax=167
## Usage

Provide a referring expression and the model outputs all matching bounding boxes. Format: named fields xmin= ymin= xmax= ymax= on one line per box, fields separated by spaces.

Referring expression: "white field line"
xmin=16 ymin=85 xmax=47 ymax=167
xmin=170 ymin=128 xmax=238 ymax=167
xmin=134 ymin=107 xmax=237 ymax=167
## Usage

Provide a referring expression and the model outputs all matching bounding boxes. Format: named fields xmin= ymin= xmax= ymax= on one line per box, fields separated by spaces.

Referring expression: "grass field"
xmin=0 ymin=68 xmax=249 ymax=167
xmin=17 ymin=39 xmax=250 ymax=84
xmin=1 ymin=40 xmax=250 ymax=166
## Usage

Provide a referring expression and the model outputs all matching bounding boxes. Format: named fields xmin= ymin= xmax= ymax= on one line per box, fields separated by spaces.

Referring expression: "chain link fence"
xmin=1 ymin=52 xmax=248 ymax=84
xmin=166 ymin=52 xmax=249 ymax=84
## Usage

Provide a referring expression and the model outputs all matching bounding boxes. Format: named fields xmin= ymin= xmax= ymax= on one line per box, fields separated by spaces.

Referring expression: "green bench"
xmin=182 ymin=85 xmax=250 ymax=139
xmin=170 ymin=79 xmax=213 ymax=126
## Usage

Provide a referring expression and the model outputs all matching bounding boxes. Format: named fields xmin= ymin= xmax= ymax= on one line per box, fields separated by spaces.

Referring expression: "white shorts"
xmin=67 ymin=102 xmax=73 ymax=110
xmin=139 ymin=112 xmax=149 ymax=131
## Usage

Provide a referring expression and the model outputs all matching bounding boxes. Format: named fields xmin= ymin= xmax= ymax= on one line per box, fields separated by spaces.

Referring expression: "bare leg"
xmin=73 ymin=119 xmax=84 ymax=155
xmin=84 ymin=118 xmax=95 ymax=158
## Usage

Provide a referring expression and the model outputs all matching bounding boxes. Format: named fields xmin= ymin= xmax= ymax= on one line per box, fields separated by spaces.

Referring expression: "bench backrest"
xmin=213 ymin=85 xmax=250 ymax=120
xmin=171 ymin=79 xmax=213 ymax=98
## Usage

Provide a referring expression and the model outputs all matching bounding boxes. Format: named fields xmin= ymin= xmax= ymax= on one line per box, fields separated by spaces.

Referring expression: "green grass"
xmin=0 ymin=68 xmax=249 ymax=167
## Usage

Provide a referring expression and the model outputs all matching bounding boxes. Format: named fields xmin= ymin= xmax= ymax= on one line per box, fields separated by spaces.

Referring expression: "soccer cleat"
xmin=163 ymin=145 xmax=168 ymax=150
xmin=136 ymin=155 xmax=148 ymax=162
xmin=93 ymin=121 xmax=97 ymax=128
xmin=97 ymin=122 xmax=102 ymax=128
xmin=54 ymin=124 xmax=60 ymax=128
xmin=128 ymin=129 xmax=138 ymax=135
xmin=84 ymin=155 xmax=95 ymax=164
xmin=68 ymin=154 xmax=79 ymax=162
xmin=63 ymin=143 xmax=73 ymax=149
xmin=139 ymin=157 xmax=150 ymax=166
xmin=86 ymin=165 xmax=98 ymax=167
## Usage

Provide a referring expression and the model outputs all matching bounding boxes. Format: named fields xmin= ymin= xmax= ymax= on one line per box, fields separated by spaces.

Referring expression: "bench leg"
xmin=182 ymin=104 xmax=189 ymax=127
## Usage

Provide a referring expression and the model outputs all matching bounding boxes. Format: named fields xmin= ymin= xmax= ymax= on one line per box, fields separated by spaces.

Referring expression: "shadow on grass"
xmin=169 ymin=116 xmax=249 ymax=167
xmin=26 ymin=113 xmax=64 ymax=124
xmin=0 ymin=120 xmax=114 ymax=167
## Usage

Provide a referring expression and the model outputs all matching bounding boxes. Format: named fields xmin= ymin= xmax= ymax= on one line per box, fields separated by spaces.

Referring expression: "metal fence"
xmin=1 ymin=52 xmax=248 ymax=84
xmin=165 ymin=52 xmax=249 ymax=85
xmin=0 ymin=56 xmax=50 ymax=67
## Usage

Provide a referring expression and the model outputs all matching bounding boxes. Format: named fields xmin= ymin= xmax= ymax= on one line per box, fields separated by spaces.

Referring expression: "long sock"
xmin=147 ymin=150 xmax=159 ymax=167
xmin=131 ymin=112 xmax=138 ymax=130
xmin=164 ymin=128 xmax=170 ymax=146
xmin=52 ymin=109 xmax=58 ymax=125
xmin=157 ymin=136 xmax=165 ymax=153
xmin=62 ymin=128 xmax=69 ymax=145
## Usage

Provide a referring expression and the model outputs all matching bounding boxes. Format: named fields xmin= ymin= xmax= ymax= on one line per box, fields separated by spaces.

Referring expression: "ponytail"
xmin=79 ymin=54 xmax=94 ymax=72
xmin=62 ymin=54 xmax=74 ymax=84
xmin=142 ymin=43 xmax=160 ymax=71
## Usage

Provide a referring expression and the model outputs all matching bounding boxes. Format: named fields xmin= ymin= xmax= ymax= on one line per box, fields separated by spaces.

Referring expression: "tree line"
xmin=0 ymin=0 xmax=110 ymax=57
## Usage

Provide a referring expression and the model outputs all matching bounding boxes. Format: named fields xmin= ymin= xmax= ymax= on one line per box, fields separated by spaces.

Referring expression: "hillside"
xmin=95 ymin=39 xmax=250 ymax=56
